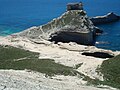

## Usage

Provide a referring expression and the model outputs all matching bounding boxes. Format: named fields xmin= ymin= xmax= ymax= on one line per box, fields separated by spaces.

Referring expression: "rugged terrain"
xmin=0 ymin=9 xmax=120 ymax=90
xmin=18 ymin=10 xmax=95 ymax=45
xmin=0 ymin=36 xmax=119 ymax=90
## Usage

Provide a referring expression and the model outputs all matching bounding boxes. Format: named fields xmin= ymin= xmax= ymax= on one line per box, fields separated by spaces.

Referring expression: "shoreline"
xmin=0 ymin=7 xmax=120 ymax=90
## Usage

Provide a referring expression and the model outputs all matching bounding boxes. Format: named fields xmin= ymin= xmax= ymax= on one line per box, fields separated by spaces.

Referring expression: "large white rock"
xmin=18 ymin=10 xmax=95 ymax=45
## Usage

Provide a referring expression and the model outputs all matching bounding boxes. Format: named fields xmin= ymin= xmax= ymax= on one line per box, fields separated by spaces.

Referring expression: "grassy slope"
xmin=77 ymin=54 xmax=120 ymax=89
xmin=0 ymin=45 xmax=77 ymax=76
xmin=0 ymin=44 xmax=108 ymax=90
xmin=99 ymin=54 xmax=120 ymax=89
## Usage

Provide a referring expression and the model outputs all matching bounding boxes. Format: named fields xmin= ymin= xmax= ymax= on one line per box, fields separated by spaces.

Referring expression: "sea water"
xmin=0 ymin=0 xmax=120 ymax=51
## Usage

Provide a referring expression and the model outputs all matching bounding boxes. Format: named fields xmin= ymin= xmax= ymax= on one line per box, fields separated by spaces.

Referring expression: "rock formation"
xmin=19 ymin=10 xmax=97 ymax=45
xmin=90 ymin=12 xmax=120 ymax=25
xmin=67 ymin=2 xmax=83 ymax=11
xmin=18 ymin=1 xmax=107 ymax=45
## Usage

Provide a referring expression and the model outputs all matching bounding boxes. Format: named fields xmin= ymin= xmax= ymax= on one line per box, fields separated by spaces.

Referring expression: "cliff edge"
xmin=19 ymin=10 xmax=95 ymax=45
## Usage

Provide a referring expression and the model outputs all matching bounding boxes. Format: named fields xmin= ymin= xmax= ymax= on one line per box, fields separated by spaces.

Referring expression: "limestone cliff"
xmin=19 ymin=10 xmax=95 ymax=45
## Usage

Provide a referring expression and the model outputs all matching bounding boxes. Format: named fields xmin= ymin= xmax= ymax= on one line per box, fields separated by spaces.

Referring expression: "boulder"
xmin=94 ymin=27 xmax=103 ymax=35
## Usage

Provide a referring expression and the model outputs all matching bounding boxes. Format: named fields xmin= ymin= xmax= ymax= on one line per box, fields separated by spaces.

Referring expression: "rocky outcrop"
xmin=94 ymin=27 xmax=103 ymax=35
xmin=67 ymin=2 xmax=83 ymax=11
xmin=19 ymin=10 xmax=96 ymax=45
xmin=90 ymin=12 xmax=120 ymax=25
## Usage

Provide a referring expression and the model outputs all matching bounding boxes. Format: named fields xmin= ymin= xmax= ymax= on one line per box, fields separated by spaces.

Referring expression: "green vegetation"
xmin=0 ymin=45 xmax=102 ymax=85
xmin=42 ymin=10 xmax=87 ymax=30
xmin=82 ymin=76 xmax=102 ymax=86
xmin=2 ymin=45 xmax=120 ymax=89
xmin=99 ymin=54 xmax=120 ymax=89
xmin=76 ymin=54 xmax=120 ymax=89
xmin=0 ymin=45 xmax=77 ymax=76
xmin=0 ymin=45 xmax=38 ymax=61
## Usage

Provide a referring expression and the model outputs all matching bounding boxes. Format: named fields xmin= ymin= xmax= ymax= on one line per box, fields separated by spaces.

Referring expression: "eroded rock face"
xmin=49 ymin=29 xmax=94 ymax=45
xmin=19 ymin=10 xmax=95 ymax=45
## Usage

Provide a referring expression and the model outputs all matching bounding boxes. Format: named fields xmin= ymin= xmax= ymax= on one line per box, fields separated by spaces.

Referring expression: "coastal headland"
xmin=0 ymin=2 xmax=120 ymax=90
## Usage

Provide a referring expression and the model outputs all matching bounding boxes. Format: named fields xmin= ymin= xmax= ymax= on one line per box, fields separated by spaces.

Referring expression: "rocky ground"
xmin=0 ymin=70 xmax=116 ymax=90
xmin=0 ymin=36 xmax=119 ymax=90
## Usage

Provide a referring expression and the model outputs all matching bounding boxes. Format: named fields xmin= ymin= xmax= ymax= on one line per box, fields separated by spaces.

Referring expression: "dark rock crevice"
xmin=82 ymin=52 xmax=114 ymax=59
xmin=49 ymin=31 xmax=94 ymax=45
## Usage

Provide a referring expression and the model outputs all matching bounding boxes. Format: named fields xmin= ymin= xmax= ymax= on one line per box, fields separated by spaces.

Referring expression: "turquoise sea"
xmin=0 ymin=0 xmax=120 ymax=51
